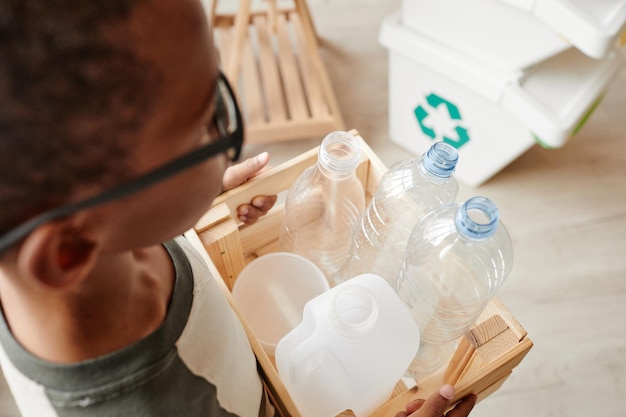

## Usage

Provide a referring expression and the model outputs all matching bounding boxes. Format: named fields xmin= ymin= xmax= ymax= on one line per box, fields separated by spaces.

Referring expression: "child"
xmin=0 ymin=1 xmax=475 ymax=416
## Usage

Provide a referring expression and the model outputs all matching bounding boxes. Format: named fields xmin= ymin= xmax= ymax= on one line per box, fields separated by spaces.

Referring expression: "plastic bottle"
xmin=333 ymin=142 xmax=459 ymax=287
xmin=275 ymin=274 xmax=420 ymax=417
xmin=280 ymin=131 xmax=365 ymax=281
xmin=397 ymin=196 xmax=513 ymax=380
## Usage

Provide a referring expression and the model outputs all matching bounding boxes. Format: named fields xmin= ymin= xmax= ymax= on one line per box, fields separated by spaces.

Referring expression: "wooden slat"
xmin=241 ymin=25 xmax=265 ymax=125
xmin=275 ymin=13 xmax=309 ymax=121
xmin=466 ymin=315 xmax=510 ymax=347
xmin=207 ymin=0 xmax=218 ymax=28
xmin=213 ymin=8 xmax=297 ymax=28
xmin=293 ymin=0 xmax=319 ymax=45
xmin=246 ymin=117 xmax=338 ymax=144
xmin=253 ymin=14 xmax=288 ymax=122
xmin=252 ymin=239 xmax=282 ymax=259
xmin=214 ymin=26 xmax=233 ymax=74
xmin=290 ymin=11 xmax=329 ymax=119
xmin=482 ymin=297 xmax=527 ymax=341
xmin=226 ymin=0 xmax=252 ymax=83
xmin=445 ymin=315 xmax=510 ymax=385
xmin=239 ymin=207 xmax=284 ymax=255
xmin=362 ymin=147 xmax=388 ymax=198
xmin=333 ymin=379 xmax=408 ymax=417
xmin=195 ymin=203 xmax=232 ymax=233
xmin=264 ymin=0 xmax=279 ymax=34
xmin=445 ymin=337 xmax=475 ymax=386
xmin=475 ymin=372 xmax=511 ymax=402
xmin=198 ymin=218 xmax=246 ymax=290
xmin=215 ymin=27 xmax=246 ymax=106
xmin=457 ymin=329 xmax=521 ymax=382
xmin=290 ymin=3 xmax=344 ymax=127
xmin=337 ymin=379 xmax=415 ymax=417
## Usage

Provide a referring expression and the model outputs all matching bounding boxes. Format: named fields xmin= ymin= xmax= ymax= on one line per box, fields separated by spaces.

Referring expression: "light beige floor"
xmin=1 ymin=1 xmax=625 ymax=416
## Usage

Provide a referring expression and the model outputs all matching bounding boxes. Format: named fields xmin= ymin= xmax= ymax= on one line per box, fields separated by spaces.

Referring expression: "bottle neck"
xmin=331 ymin=286 xmax=378 ymax=337
xmin=455 ymin=196 xmax=499 ymax=240
xmin=420 ymin=142 xmax=459 ymax=179
xmin=318 ymin=131 xmax=361 ymax=179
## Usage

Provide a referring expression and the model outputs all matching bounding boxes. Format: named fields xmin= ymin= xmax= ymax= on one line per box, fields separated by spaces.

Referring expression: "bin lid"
xmin=497 ymin=0 xmax=626 ymax=59
xmin=380 ymin=12 xmax=623 ymax=148
xmin=401 ymin=0 xmax=572 ymax=73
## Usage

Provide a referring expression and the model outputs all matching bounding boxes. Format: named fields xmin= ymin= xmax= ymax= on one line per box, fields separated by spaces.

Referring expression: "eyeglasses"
xmin=0 ymin=71 xmax=244 ymax=253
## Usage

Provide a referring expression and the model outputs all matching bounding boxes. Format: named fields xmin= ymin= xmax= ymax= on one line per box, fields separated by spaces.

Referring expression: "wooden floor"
xmin=1 ymin=1 xmax=624 ymax=416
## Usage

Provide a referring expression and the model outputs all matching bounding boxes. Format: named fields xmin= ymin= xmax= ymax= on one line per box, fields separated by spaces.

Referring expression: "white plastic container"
xmin=232 ymin=252 xmax=330 ymax=357
xmin=402 ymin=0 xmax=626 ymax=60
xmin=275 ymin=274 xmax=420 ymax=417
xmin=379 ymin=11 xmax=622 ymax=186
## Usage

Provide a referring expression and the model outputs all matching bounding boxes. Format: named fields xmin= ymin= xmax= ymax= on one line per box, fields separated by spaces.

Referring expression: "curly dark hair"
xmin=0 ymin=1 xmax=162 ymax=233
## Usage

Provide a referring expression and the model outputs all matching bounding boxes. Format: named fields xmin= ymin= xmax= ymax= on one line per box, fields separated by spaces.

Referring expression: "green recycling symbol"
xmin=414 ymin=93 xmax=470 ymax=149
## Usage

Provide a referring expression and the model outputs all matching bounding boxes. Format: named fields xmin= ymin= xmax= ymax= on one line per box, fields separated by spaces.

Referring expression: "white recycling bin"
xmin=379 ymin=10 xmax=622 ymax=186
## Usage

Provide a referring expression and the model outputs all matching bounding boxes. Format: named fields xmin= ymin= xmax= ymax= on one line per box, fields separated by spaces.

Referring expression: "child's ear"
xmin=16 ymin=220 xmax=99 ymax=290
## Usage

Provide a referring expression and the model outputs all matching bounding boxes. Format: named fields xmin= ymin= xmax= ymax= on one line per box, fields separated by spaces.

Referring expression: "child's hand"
xmin=395 ymin=385 xmax=477 ymax=417
xmin=222 ymin=152 xmax=277 ymax=225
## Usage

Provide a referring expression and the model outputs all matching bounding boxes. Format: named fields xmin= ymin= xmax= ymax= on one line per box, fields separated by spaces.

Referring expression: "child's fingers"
xmin=395 ymin=385 xmax=476 ymax=417
xmin=445 ymin=394 xmax=477 ymax=417
xmin=236 ymin=195 xmax=277 ymax=225
xmin=251 ymin=195 xmax=277 ymax=212
xmin=222 ymin=152 xmax=270 ymax=191
xmin=411 ymin=384 xmax=454 ymax=417
xmin=406 ymin=398 xmax=426 ymax=414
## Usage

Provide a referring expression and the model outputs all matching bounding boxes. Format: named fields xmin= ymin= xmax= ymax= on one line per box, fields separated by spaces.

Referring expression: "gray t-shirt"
xmin=0 ymin=237 xmax=266 ymax=417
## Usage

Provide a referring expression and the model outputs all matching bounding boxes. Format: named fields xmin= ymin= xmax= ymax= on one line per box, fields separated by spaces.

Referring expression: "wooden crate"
xmin=211 ymin=0 xmax=345 ymax=144
xmin=185 ymin=130 xmax=533 ymax=417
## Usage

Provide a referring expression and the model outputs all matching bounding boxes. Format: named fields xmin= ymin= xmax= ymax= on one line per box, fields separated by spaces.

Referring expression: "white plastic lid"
xmin=380 ymin=12 xmax=623 ymax=148
xmin=401 ymin=0 xmax=572 ymax=73
xmin=497 ymin=0 xmax=626 ymax=59
xmin=499 ymin=46 xmax=622 ymax=147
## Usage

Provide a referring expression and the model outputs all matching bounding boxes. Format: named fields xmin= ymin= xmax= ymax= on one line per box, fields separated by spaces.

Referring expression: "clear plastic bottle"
xmin=333 ymin=142 xmax=459 ymax=287
xmin=280 ymin=131 xmax=365 ymax=281
xmin=397 ymin=196 xmax=513 ymax=379
xmin=275 ymin=274 xmax=420 ymax=417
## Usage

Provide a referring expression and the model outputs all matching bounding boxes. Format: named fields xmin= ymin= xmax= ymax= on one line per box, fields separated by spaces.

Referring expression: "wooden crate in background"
xmin=208 ymin=0 xmax=345 ymax=144
xmin=185 ymin=130 xmax=533 ymax=417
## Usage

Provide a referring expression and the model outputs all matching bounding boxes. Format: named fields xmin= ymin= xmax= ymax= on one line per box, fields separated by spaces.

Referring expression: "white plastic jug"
xmin=275 ymin=274 xmax=420 ymax=417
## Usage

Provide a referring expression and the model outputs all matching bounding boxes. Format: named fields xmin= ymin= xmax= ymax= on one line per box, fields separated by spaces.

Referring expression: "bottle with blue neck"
xmin=397 ymin=196 xmax=513 ymax=379
xmin=333 ymin=142 xmax=459 ymax=287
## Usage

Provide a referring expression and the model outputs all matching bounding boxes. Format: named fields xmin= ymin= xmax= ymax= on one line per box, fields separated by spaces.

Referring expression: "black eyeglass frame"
xmin=0 ymin=71 xmax=244 ymax=253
